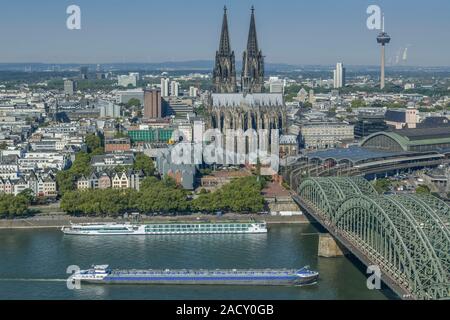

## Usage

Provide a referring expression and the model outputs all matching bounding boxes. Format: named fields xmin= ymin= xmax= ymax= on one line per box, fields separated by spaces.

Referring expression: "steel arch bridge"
xmin=296 ymin=177 xmax=450 ymax=300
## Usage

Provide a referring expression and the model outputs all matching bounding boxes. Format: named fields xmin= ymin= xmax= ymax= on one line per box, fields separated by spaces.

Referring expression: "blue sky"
xmin=0 ymin=0 xmax=449 ymax=66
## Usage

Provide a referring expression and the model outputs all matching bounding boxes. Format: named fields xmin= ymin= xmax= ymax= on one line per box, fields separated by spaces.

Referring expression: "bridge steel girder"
xmin=297 ymin=178 xmax=335 ymax=223
xmin=414 ymin=194 xmax=450 ymax=226
xmin=297 ymin=177 xmax=450 ymax=300
xmin=297 ymin=177 xmax=374 ymax=224
xmin=335 ymin=195 xmax=449 ymax=300
xmin=391 ymin=195 xmax=450 ymax=279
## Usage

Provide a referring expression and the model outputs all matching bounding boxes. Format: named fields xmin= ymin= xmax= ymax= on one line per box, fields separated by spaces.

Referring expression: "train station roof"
xmin=362 ymin=128 xmax=450 ymax=151
xmin=306 ymin=146 xmax=409 ymax=164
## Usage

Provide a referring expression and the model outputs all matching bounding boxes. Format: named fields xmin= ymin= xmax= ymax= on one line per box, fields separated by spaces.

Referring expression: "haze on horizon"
xmin=0 ymin=0 xmax=449 ymax=67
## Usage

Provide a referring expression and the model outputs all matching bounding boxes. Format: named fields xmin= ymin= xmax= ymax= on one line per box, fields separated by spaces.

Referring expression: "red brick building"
xmin=104 ymin=138 xmax=131 ymax=153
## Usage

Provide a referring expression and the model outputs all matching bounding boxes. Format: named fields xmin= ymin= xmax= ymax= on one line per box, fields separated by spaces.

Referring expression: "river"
xmin=0 ymin=224 xmax=395 ymax=300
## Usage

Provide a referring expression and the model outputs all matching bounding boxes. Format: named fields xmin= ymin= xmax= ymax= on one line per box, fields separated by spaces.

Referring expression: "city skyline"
xmin=0 ymin=0 xmax=449 ymax=66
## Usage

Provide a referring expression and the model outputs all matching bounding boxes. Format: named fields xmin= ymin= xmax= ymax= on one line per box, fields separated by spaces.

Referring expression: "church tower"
xmin=241 ymin=6 xmax=265 ymax=93
xmin=212 ymin=6 xmax=237 ymax=93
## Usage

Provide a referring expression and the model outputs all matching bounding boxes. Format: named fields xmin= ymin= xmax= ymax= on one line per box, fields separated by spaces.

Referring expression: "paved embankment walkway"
xmin=0 ymin=214 xmax=309 ymax=229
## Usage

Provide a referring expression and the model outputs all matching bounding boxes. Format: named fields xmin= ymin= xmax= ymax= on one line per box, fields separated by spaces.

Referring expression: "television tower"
xmin=377 ymin=15 xmax=391 ymax=89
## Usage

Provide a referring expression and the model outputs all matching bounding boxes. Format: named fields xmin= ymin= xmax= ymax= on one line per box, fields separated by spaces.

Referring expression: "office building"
xmin=300 ymin=122 xmax=354 ymax=150
xmin=385 ymin=108 xmax=418 ymax=129
xmin=333 ymin=63 xmax=346 ymax=89
xmin=170 ymin=81 xmax=180 ymax=97
xmin=354 ymin=114 xmax=388 ymax=139
xmin=144 ymin=89 xmax=162 ymax=119
xmin=104 ymin=138 xmax=131 ymax=153
xmin=80 ymin=66 xmax=88 ymax=80
xmin=165 ymin=97 xmax=194 ymax=118
xmin=269 ymin=77 xmax=284 ymax=93
xmin=116 ymin=89 xmax=144 ymax=104
xmin=99 ymin=101 xmax=121 ymax=119
xmin=161 ymin=78 xmax=170 ymax=97
xmin=189 ymin=86 xmax=199 ymax=97
xmin=64 ymin=80 xmax=76 ymax=96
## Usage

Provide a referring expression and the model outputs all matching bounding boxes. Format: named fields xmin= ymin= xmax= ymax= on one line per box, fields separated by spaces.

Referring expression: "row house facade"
xmin=77 ymin=170 xmax=143 ymax=191
xmin=0 ymin=172 xmax=57 ymax=197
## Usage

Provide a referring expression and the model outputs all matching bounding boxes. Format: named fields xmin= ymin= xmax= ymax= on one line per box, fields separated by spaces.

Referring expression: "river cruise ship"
xmin=71 ymin=265 xmax=319 ymax=286
xmin=61 ymin=221 xmax=268 ymax=236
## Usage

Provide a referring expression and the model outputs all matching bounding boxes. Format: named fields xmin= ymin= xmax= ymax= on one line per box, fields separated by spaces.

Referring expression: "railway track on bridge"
xmin=290 ymin=177 xmax=450 ymax=300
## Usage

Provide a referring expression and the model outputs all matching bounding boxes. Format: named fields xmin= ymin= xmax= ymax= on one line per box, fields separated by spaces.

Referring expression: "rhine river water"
xmin=0 ymin=224 xmax=395 ymax=300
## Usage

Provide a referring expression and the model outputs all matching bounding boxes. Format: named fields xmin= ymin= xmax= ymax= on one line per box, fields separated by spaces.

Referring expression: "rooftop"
xmin=211 ymin=93 xmax=284 ymax=108
xmin=306 ymin=146 xmax=409 ymax=164
xmin=394 ymin=127 xmax=450 ymax=141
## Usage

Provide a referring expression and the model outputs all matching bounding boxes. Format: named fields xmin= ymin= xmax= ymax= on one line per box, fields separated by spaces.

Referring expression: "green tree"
xmin=351 ymin=99 xmax=366 ymax=109
xmin=374 ymin=179 xmax=391 ymax=194
xmin=192 ymin=176 xmax=266 ymax=214
xmin=85 ymin=134 xmax=102 ymax=153
xmin=133 ymin=153 xmax=155 ymax=176
xmin=127 ymin=98 xmax=141 ymax=107
xmin=416 ymin=185 xmax=431 ymax=194
xmin=56 ymin=152 xmax=91 ymax=195
xmin=19 ymin=189 xmax=35 ymax=204
xmin=302 ymin=102 xmax=313 ymax=109
xmin=0 ymin=194 xmax=30 ymax=219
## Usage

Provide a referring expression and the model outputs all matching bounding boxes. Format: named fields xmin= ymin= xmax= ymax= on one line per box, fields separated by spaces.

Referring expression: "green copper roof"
xmin=362 ymin=131 xmax=450 ymax=151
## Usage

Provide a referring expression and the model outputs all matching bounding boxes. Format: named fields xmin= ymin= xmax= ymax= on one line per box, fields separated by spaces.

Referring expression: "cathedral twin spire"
xmin=213 ymin=6 xmax=264 ymax=94
xmin=213 ymin=6 xmax=237 ymax=93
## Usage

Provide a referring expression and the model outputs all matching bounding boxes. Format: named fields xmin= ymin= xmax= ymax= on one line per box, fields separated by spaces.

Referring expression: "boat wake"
xmin=0 ymin=278 xmax=67 ymax=282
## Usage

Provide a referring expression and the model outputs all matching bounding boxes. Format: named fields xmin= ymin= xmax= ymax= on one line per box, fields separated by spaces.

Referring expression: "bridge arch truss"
xmin=297 ymin=177 xmax=450 ymax=300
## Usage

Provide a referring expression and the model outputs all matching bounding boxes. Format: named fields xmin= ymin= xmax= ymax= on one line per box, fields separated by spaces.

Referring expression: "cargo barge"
xmin=71 ymin=265 xmax=319 ymax=286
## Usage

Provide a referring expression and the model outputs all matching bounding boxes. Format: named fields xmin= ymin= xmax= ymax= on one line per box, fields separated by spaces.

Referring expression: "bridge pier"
xmin=318 ymin=233 xmax=347 ymax=257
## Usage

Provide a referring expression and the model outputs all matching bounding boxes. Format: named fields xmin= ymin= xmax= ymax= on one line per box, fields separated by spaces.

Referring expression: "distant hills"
xmin=0 ymin=61 xmax=449 ymax=73
xmin=0 ymin=61 xmax=299 ymax=72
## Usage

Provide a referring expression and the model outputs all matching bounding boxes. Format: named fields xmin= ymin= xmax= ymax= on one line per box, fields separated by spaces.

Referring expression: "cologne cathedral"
xmin=208 ymin=6 xmax=286 ymax=133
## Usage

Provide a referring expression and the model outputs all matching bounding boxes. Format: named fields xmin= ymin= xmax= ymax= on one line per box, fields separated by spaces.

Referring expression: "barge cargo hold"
xmin=72 ymin=265 xmax=319 ymax=286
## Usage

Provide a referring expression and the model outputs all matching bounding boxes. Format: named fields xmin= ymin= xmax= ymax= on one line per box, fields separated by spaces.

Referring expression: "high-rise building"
xmin=96 ymin=64 xmax=105 ymax=79
xmin=193 ymin=120 xmax=205 ymax=144
xmin=170 ymin=81 xmax=180 ymax=97
xmin=333 ymin=63 xmax=346 ymax=89
xmin=165 ymin=97 xmax=194 ymax=119
xmin=309 ymin=89 xmax=316 ymax=104
xmin=212 ymin=6 xmax=237 ymax=93
xmin=354 ymin=114 xmax=388 ymax=139
xmin=241 ymin=6 xmax=264 ymax=93
xmin=99 ymin=101 xmax=121 ymax=118
xmin=143 ymin=89 xmax=162 ymax=119
xmin=269 ymin=77 xmax=284 ymax=93
xmin=64 ymin=80 xmax=76 ymax=96
xmin=80 ymin=66 xmax=88 ymax=80
xmin=377 ymin=16 xmax=391 ymax=89
xmin=161 ymin=78 xmax=170 ymax=97
xmin=189 ymin=86 xmax=199 ymax=97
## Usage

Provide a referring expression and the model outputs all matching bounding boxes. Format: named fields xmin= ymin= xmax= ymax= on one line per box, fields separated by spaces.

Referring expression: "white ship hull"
xmin=62 ymin=222 xmax=268 ymax=236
